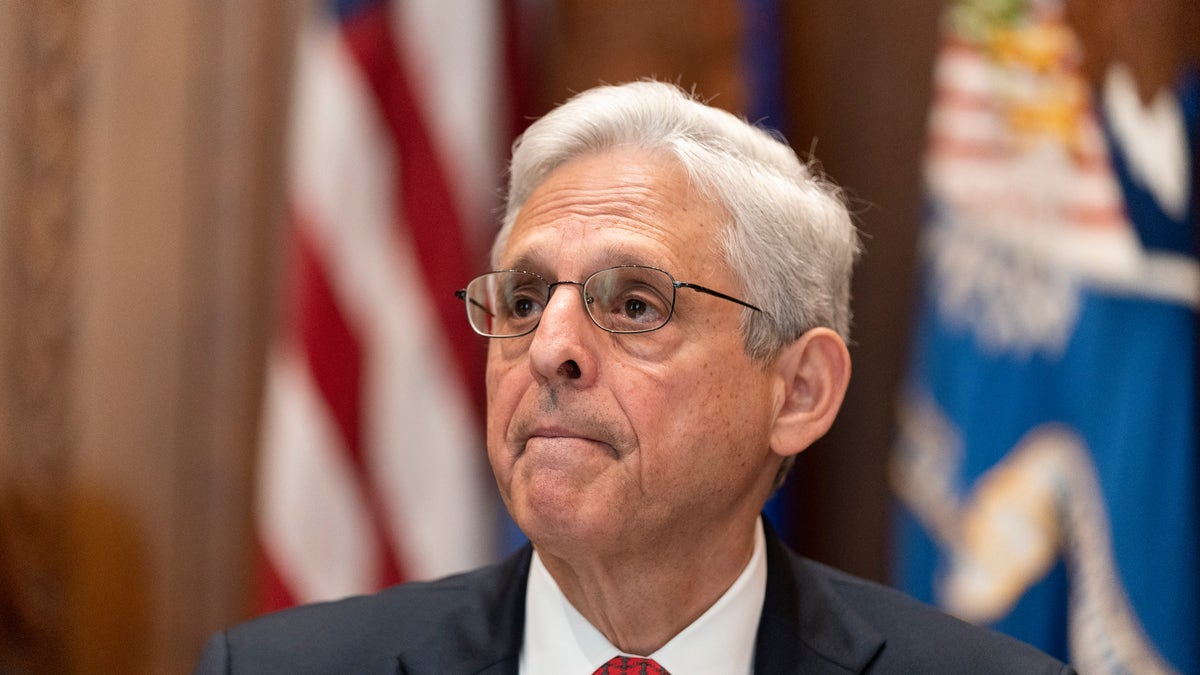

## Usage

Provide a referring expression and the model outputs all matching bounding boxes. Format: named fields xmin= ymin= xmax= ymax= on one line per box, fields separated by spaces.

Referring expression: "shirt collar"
xmin=519 ymin=518 xmax=768 ymax=675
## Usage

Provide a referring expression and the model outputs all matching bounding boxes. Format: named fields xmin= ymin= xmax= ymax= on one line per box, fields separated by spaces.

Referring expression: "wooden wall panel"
xmin=69 ymin=3 xmax=297 ymax=671
xmin=783 ymin=0 xmax=943 ymax=582
xmin=1 ymin=2 xmax=296 ymax=673
xmin=0 ymin=2 xmax=82 ymax=673
xmin=536 ymin=0 xmax=746 ymax=114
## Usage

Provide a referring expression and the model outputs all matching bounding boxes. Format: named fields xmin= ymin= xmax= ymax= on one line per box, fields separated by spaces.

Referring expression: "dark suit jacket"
xmin=196 ymin=527 xmax=1074 ymax=674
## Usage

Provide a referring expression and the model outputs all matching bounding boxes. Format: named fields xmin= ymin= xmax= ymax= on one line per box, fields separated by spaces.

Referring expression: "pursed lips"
xmin=518 ymin=424 xmax=621 ymax=459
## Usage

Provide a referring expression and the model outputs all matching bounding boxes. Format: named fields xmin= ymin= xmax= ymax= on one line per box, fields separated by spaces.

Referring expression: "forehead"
xmin=498 ymin=148 xmax=728 ymax=276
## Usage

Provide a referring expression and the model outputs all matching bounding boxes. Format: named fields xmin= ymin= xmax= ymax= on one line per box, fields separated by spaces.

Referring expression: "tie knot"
xmin=592 ymin=655 xmax=671 ymax=675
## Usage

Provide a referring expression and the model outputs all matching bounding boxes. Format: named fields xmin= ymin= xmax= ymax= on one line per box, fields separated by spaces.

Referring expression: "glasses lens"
xmin=585 ymin=267 xmax=676 ymax=333
xmin=466 ymin=271 xmax=547 ymax=337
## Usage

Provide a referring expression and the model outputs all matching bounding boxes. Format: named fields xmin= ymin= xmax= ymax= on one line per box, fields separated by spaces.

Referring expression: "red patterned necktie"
xmin=592 ymin=655 xmax=671 ymax=675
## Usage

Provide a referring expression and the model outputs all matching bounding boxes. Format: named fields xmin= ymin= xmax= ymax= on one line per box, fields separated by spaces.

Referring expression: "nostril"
xmin=557 ymin=360 xmax=581 ymax=379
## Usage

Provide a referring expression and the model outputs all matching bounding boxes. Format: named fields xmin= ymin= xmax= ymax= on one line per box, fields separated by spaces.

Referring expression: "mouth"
xmin=505 ymin=393 xmax=629 ymax=460
xmin=528 ymin=425 xmax=596 ymax=441
xmin=516 ymin=423 xmax=621 ymax=460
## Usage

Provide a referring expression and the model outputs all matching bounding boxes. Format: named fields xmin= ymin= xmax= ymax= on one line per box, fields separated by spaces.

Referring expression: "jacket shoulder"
xmin=195 ymin=549 xmax=530 ymax=675
xmin=798 ymin=558 xmax=1074 ymax=674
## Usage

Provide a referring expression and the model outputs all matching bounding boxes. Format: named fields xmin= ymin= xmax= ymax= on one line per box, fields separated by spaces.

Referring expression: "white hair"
xmin=494 ymin=80 xmax=861 ymax=362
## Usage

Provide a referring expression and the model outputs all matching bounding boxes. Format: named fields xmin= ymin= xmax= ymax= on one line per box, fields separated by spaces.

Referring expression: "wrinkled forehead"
xmin=494 ymin=148 xmax=731 ymax=280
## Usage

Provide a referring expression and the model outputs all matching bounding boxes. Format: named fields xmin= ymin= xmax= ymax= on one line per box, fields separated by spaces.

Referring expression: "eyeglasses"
xmin=455 ymin=265 xmax=762 ymax=338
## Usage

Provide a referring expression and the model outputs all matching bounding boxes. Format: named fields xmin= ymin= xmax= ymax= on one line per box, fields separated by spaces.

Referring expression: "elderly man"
xmin=197 ymin=81 xmax=1073 ymax=674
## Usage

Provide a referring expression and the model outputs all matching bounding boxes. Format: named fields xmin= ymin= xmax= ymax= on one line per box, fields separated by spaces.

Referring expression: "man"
xmin=197 ymin=81 xmax=1073 ymax=674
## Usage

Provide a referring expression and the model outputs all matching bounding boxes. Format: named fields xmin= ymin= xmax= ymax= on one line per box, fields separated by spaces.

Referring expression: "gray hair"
xmin=494 ymin=80 xmax=860 ymax=363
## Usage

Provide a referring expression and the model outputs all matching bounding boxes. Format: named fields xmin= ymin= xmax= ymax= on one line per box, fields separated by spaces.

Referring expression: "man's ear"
xmin=769 ymin=327 xmax=851 ymax=458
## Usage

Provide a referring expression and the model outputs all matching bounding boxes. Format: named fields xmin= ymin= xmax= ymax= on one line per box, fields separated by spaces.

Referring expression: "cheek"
xmin=485 ymin=354 xmax=523 ymax=454
xmin=623 ymin=359 xmax=732 ymax=450
xmin=646 ymin=353 xmax=771 ymax=454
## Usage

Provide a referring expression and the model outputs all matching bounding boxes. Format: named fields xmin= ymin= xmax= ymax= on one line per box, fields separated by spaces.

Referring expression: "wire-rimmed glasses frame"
xmin=454 ymin=265 xmax=763 ymax=338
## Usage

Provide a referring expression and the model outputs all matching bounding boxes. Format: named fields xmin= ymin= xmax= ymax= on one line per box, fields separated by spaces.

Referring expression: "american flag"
xmin=255 ymin=0 xmax=518 ymax=610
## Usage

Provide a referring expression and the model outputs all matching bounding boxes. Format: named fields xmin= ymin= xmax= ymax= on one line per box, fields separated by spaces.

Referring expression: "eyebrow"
xmin=499 ymin=253 xmax=543 ymax=273
xmin=501 ymin=245 xmax=658 ymax=276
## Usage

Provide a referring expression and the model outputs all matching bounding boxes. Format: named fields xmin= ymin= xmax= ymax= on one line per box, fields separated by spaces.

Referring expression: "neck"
xmin=536 ymin=515 xmax=760 ymax=655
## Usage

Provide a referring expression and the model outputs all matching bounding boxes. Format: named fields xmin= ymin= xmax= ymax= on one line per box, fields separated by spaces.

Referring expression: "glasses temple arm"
xmin=454 ymin=289 xmax=496 ymax=318
xmin=675 ymin=282 xmax=763 ymax=313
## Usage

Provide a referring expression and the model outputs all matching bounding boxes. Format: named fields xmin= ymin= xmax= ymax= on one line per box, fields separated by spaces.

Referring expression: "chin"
xmin=514 ymin=493 xmax=617 ymax=552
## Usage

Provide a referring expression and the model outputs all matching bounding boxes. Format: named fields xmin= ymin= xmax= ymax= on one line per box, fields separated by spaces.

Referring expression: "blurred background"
xmin=0 ymin=1 xmax=1194 ymax=673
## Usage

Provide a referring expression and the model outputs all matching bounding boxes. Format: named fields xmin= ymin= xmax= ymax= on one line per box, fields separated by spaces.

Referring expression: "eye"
xmin=583 ymin=267 xmax=676 ymax=332
xmin=622 ymin=298 xmax=648 ymax=318
xmin=493 ymin=273 xmax=548 ymax=327
xmin=599 ymin=283 xmax=669 ymax=330
xmin=506 ymin=287 xmax=544 ymax=319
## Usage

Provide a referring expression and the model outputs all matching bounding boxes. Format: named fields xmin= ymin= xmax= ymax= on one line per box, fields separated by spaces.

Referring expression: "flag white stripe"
xmin=258 ymin=346 xmax=381 ymax=602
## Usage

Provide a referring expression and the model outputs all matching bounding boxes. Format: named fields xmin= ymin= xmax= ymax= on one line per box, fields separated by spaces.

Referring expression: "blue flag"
xmin=892 ymin=1 xmax=1198 ymax=672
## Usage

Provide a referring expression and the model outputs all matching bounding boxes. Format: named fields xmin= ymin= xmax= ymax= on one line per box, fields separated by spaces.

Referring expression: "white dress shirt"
xmin=519 ymin=518 xmax=768 ymax=675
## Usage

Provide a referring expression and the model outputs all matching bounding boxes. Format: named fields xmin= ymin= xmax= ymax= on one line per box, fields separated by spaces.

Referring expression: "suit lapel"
xmin=754 ymin=522 xmax=885 ymax=674
xmin=395 ymin=546 xmax=532 ymax=675
xmin=391 ymin=526 xmax=884 ymax=674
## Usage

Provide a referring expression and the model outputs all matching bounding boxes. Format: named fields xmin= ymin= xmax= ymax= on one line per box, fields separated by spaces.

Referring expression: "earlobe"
xmin=769 ymin=327 xmax=851 ymax=458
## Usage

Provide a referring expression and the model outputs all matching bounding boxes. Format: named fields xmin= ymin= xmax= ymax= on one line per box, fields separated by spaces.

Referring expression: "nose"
xmin=526 ymin=281 xmax=596 ymax=385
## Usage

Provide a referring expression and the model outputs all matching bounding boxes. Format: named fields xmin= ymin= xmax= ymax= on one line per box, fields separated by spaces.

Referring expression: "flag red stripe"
xmin=255 ymin=548 xmax=297 ymax=612
xmin=289 ymin=217 xmax=407 ymax=587
xmin=291 ymin=221 xmax=363 ymax=461
xmin=340 ymin=4 xmax=487 ymax=416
